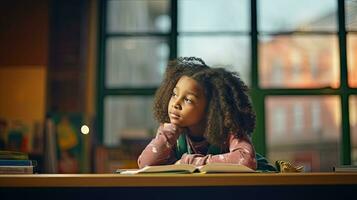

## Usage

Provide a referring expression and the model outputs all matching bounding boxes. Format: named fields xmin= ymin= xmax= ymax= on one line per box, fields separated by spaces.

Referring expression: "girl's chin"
xmin=169 ymin=119 xmax=183 ymax=126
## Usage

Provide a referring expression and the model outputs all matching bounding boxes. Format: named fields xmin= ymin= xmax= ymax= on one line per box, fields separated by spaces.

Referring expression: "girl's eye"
xmin=171 ymin=92 xmax=178 ymax=98
xmin=184 ymin=98 xmax=193 ymax=104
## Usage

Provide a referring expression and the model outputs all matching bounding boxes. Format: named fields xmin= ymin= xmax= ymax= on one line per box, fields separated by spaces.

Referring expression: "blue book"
xmin=0 ymin=159 xmax=34 ymax=166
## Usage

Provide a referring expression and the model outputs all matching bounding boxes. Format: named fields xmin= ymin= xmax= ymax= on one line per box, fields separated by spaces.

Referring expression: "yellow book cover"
xmin=0 ymin=150 xmax=29 ymax=160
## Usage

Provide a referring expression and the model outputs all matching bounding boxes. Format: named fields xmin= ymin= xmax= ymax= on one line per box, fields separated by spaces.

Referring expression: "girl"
xmin=138 ymin=57 xmax=257 ymax=170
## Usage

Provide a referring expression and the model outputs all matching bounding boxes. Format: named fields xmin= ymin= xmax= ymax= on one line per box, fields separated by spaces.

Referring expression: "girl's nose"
xmin=173 ymin=100 xmax=181 ymax=109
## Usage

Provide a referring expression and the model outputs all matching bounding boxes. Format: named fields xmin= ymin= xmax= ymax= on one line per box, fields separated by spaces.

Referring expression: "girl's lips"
xmin=169 ymin=112 xmax=180 ymax=119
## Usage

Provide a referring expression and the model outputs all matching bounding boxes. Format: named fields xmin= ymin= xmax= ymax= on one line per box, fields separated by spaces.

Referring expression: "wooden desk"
xmin=1 ymin=173 xmax=357 ymax=200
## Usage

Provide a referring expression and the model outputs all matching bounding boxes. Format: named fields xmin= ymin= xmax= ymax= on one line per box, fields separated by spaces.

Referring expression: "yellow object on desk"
xmin=276 ymin=160 xmax=304 ymax=173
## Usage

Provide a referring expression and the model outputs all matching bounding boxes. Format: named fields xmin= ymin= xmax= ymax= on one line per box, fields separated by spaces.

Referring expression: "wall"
xmin=0 ymin=0 xmax=49 ymax=66
xmin=0 ymin=67 xmax=46 ymax=124
xmin=0 ymin=0 xmax=49 ymax=150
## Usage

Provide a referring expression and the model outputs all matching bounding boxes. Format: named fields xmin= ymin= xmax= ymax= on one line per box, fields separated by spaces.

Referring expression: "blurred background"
xmin=0 ymin=0 xmax=356 ymax=173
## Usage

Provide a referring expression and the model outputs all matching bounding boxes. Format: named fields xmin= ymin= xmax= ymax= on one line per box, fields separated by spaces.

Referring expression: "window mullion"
xmin=97 ymin=0 xmax=108 ymax=144
xmin=170 ymin=0 xmax=178 ymax=59
xmin=250 ymin=0 xmax=266 ymax=156
xmin=338 ymin=0 xmax=351 ymax=165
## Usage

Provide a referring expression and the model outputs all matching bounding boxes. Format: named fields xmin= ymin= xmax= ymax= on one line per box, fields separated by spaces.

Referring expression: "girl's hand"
xmin=162 ymin=123 xmax=183 ymax=135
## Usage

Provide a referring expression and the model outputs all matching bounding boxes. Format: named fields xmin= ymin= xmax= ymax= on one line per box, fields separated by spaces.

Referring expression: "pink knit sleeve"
xmin=176 ymin=133 xmax=257 ymax=170
xmin=137 ymin=123 xmax=181 ymax=168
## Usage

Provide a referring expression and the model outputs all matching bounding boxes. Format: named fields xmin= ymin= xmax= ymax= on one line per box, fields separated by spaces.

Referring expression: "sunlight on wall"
xmin=0 ymin=66 xmax=46 ymax=124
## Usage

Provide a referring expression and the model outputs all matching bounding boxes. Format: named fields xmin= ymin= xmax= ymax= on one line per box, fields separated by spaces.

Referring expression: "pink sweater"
xmin=138 ymin=124 xmax=257 ymax=170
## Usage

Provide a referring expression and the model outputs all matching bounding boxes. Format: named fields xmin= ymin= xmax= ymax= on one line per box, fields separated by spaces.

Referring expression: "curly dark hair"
xmin=153 ymin=57 xmax=256 ymax=147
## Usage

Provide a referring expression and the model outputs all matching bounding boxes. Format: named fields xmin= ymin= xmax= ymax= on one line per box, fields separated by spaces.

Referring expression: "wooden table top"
xmin=1 ymin=173 xmax=357 ymax=187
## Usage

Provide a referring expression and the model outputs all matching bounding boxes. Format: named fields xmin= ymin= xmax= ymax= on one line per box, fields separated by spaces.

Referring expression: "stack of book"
xmin=0 ymin=151 xmax=35 ymax=174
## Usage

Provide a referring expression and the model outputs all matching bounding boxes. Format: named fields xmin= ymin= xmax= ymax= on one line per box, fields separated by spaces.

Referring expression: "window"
xmin=266 ymin=96 xmax=341 ymax=171
xmin=292 ymin=103 xmax=304 ymax=134
xmin=178 ymin=0 xmax=250 ymax=84
xmin=259 ymin=35 xmax=339 ymax=88
xmin=99 ymin=0 xmax=170 ymax=148
xmin=98 ymin=0 xmax=357 ymax=171
xmin=258 ymin=0 xmax=354 ymax=171
xmin=270 ymin=106 xmax=286 ymax=135
xmin=311 ymin=100 xmax=321 ymax=132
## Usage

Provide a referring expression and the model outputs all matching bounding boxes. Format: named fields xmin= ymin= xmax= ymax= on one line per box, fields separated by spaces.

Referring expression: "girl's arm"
xmin=137 ymin=123 xmax=181 ymax=168
xmin=176 ymin=133 xmax=257 ymax=170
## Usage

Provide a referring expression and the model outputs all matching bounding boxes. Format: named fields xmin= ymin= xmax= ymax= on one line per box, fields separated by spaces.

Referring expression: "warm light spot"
xmin=81 ymin=125 xmax=90 ymax=135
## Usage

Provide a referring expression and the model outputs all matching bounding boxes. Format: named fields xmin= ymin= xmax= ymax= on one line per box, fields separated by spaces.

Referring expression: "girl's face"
xmin=168 ymin=76 xmax=207 ymax=129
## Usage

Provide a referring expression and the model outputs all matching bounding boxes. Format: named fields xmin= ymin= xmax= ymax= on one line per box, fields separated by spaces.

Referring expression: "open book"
xmin=117 ymin=163 xmax=255 ymax=174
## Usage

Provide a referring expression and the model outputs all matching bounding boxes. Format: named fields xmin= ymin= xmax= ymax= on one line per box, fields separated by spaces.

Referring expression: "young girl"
xmin=138 ymin=57 xmax=257 ymax=170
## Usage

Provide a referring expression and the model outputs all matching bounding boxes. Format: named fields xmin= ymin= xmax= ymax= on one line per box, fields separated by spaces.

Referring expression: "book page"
xmin=198 ymin=163 xmax=255 ymax=173
xmin=119 ymin=164 xmax=197 ymax=174
xmin=118 ymin=163 xmax=256 ymax=174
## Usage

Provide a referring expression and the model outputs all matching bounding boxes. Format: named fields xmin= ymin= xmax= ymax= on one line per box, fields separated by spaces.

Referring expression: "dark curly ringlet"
xmin=153 ymin=57 xmax=256 ymax=147
xmin=192 ymin=68 xmax=256 ymax=146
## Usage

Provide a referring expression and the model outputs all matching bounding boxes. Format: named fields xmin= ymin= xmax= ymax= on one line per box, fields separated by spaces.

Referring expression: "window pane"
xmin=178 ymin=0 xmax=249 ymax=32
xmin=107 ymin=0 xmax=170 ymax=33
xmin=346 ymin=0 xmax=357 ymax=31
xmin=259 ymin=35 xmax=339 ymax=88
xmin=347 ymin=34 xmax=357 ymax=87
xmin=351 ymin=95 xmax=357 ymax=165
xmin=178 ymin=36 xmax=250 ymax=84
xmin=106 ymin=37 xmax=169 ymax=88
xmin=266 ymin=96 xmax=341 ymax=172
xmin=104 ymin=96 xmax=158 ymax=147
xmin=258 ymin=0 xmax=337 ymax=32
